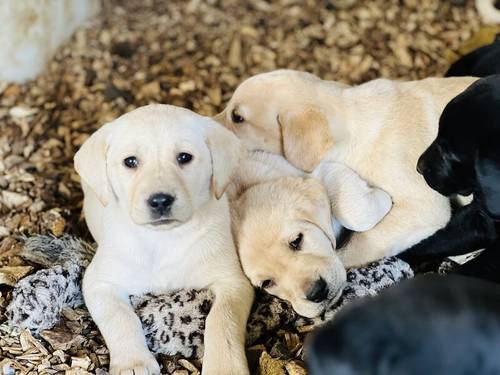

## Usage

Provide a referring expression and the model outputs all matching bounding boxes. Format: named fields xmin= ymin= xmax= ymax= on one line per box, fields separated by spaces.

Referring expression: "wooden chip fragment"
xmin=178 ymin=359 xmax=200 ymax=374
xmin=9 ymin=106 xmax=38 ymax=119
xmin=258 ymin=352 xmax=286 ymax=375
xmin=70 ymin=356 xmax=92 ymax=371
xmin=1 ymin=191 xmax=30 ymax=209
xmin=41 ymin=328 xmax=81 ymax=351
xmin=284 ymin=332 xmax=301 ymax=354
xmin=284 ymin=362 xmax=307 ymax=375
xmin=228 ymin=35 xmax=242 ymax=68
xmin=67 ymin=368 xmax=93 ymax=375
xmin=296 ymin=325 xmax=315 ymax=334
xmin=0 ymin=266 xmax=33 ymax=286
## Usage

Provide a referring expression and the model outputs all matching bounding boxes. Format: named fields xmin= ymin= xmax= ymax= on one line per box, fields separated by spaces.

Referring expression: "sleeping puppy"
xmin=306 ymin=274 xmax=500 ymax=375
xmin=446 ymin=38 xmax=500 ymax=77
xmin=230 ymin=152 xmax=392 ymax=317
xmin=400 ymin=76 xmax=500 ymax=283
xmin=75 ymin=105 xmax=254 ymax=375
xmin=215 ymin=70 xmax=478 ymax=267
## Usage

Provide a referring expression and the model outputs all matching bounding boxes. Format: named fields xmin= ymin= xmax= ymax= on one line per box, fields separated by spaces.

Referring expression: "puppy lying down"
xmin=229 ymin=151 xmax=393 ymax=318
xmin=215 ymin=70 xmax=478 ymax=267
xmin=7 ymin=151 xmax=400 ymax=360
xmin=74 ymin=105 xmax=253 ymax=375
xmin=7 ymin=234 xmax=413 ymax=360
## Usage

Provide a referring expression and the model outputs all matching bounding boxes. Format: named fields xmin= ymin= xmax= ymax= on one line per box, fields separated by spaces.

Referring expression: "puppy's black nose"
xmin=148 ymin=193 xmax=175 ymax=215
xmin=306 ymin=278 xmax=329 ymax=303
xmin=416 ymin=157 xmax=426 ymax=175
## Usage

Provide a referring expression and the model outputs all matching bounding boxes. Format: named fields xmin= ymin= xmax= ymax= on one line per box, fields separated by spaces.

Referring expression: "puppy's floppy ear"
xmin=74 ymin=123 xmax=113 ymax=206
xmin=279 ymin=104 xmax=334 ymax=173
xmin=299 ymin=178 xmax=337 ymax=248
xmin=204 ymin=118 xmax=242 ymax=199
xmin=312 ymin=161 xmax=392 ymax=231
xmin=476 ymin=143 xmax=500 ymax=220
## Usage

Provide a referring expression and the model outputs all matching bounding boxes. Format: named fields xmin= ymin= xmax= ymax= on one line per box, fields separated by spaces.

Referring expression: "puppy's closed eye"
xmin=261 ymin=279 xmax=275 ymax=289
xmin=289 ymin=233 xmax=303 ymax=251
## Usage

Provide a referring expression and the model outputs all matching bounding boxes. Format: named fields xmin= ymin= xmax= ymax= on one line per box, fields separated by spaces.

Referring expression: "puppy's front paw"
xmin=110 ymin=350 xmax=160 ymax=375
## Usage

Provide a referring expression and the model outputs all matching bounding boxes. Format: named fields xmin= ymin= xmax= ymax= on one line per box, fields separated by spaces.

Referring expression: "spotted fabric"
xmin=7 ymin=235 xmax=413 ymax=358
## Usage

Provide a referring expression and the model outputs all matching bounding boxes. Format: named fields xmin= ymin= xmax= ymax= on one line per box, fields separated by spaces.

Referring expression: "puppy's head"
xmin=75 ymin=104 xmax=241 ymax=229
xmin=417 ymin=139 xmax=475 ymax=197
xmin=233 ymin=177 xmax=346 ymax=318
xmin=417 ymin=77 xmax=500 ymax=218
xmin=215 ymin=70 xmax=347 ymax=172
xmin=306 ymin=275 xmax=500 ymax=375
xmin=416 ymin=92 xmax=477 ymax=197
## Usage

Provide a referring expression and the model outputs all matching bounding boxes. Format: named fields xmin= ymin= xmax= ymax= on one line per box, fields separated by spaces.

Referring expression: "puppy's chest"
xmin=148 ymin=254 xmax=199 ymax=291
xmin=138 ymin=242 xmax=208 ymax=293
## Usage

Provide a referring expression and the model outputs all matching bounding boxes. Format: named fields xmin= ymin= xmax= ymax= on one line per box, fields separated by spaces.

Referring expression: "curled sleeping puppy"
xmin=74 ymin=104 xmax=254 ymax=375
xmin=400 ymin=75 xmax=500 ymax=284
xmin=306 ymin=274 xmax=500 ymax=375
xmin=229 ymin=151 xmax=392 ymax=317
xmin=215 ymin=70 xmax=478 ymax=267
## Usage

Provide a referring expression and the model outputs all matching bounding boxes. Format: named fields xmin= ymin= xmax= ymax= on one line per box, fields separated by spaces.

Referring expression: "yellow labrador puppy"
xmin=75 ymin=105 xmax=253 ymax=375
xmin=229 ymin=151 xmax=392 ymax=317
xmin=216 ymin=71 xmax=478 ymax=267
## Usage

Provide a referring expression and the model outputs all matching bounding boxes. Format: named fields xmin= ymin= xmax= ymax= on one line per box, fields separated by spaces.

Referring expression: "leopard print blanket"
xmin=7 ymin=235 xmax=413 ymax=358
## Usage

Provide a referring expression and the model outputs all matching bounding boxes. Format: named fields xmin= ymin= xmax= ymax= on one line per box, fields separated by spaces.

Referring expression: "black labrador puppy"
xmin=446 ymin=38 xmax=500 ymax=77
xmin=399 ymin=75 xmax=500 ymax=283
xmin=307 ymin=275 xmax=500 ymax=375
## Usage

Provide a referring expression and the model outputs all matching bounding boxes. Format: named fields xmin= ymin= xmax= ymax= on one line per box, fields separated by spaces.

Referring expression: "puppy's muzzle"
xmin=147 ymin=193 xmax=175 ymax=217
xmin=306 ymin=278 xmax=329 ymax=303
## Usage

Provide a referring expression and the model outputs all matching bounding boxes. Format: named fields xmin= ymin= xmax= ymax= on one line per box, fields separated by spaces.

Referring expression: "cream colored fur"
xmin=0 ymin=0 xmax=100 ymax=83
xmin=216 ymin=70 xmax=478 ymax=267
xmin=228 ymin=151 xmax=391 ymax=317
xmin=75 ymin=104 xmax=253 ymax=375
xmin=476 ymin=0 xmax=500 ymax=24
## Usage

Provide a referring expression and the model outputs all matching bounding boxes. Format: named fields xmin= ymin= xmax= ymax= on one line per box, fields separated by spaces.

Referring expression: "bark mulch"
xmin=0 ymin=0 xmax=489 ymax=373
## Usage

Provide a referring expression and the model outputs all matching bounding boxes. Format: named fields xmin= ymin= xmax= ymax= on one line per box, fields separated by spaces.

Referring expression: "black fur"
xmin=399 ymin=75 xmax=500 ymax=283
xmin=445 ymin=39 xmax=500 ymax=77
xmin=307 ymin=275 xmax=500 ymax=375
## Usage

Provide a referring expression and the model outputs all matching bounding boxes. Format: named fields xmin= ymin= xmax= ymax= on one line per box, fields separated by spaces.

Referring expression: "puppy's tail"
xmin=476 ymin=0 xmax=500 ymax=24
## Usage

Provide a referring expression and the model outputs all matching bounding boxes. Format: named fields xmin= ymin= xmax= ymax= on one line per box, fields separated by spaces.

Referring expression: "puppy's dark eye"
xmin=261 ymin=279 xmax=275 ymax=289
xmin=231 ymin=109 xmax=245 ymax=124
xmin=123 ymin=156 xmax=139 ymax=169
xmin=177 ymin=152 xmax=193 ymax=165
xmin=289 ymin=233 xmax=303 ymax=251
